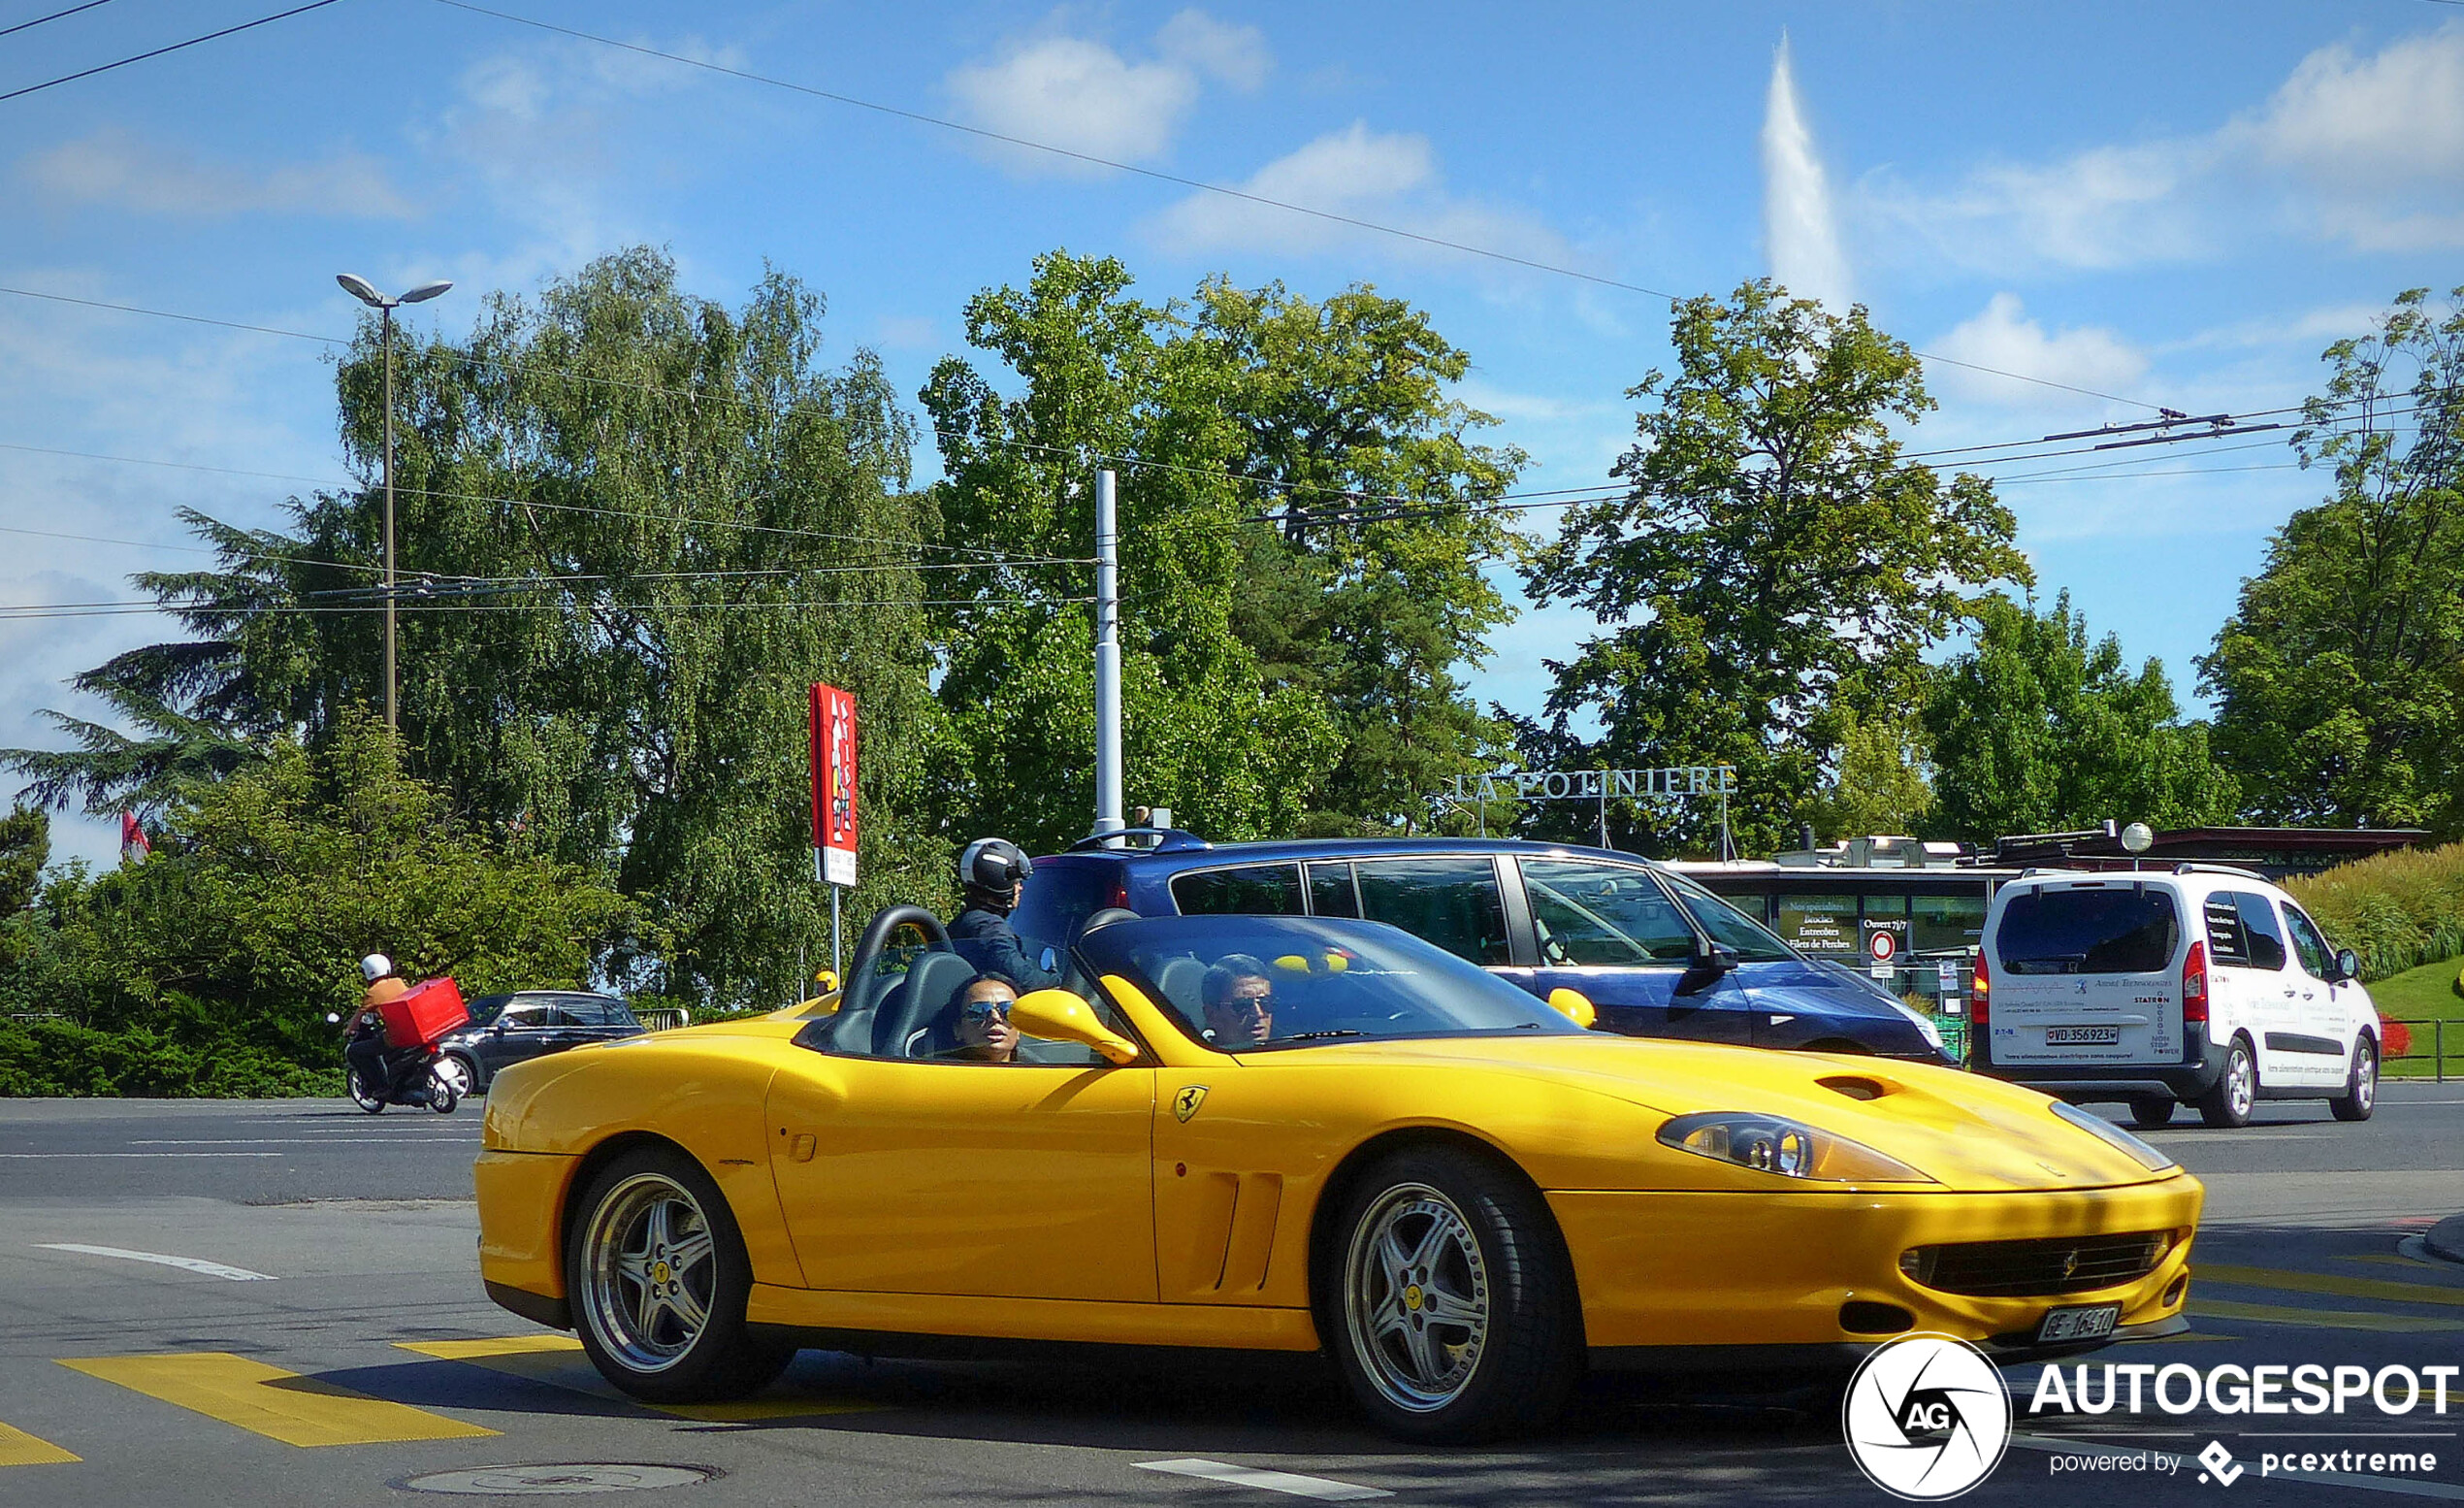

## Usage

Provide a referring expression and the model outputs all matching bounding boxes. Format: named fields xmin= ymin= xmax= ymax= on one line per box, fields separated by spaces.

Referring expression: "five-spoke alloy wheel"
xmin=568 ymin=1147 xmax=790 ymax=1402
xmin=1322 ymin=1147 xmax=1580 ymax=1441
xmin=2200 ymin=1036 xmax=2257 ymax=1129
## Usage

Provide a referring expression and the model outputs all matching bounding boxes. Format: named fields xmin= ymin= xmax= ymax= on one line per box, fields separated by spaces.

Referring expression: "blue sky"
xmin=5 ymin=0 xmax=2462 ymax=867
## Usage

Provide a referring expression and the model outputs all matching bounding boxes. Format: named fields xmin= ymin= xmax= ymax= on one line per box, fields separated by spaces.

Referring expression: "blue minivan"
xmin=1009 ymin=833 xmax=1953 ymax=1063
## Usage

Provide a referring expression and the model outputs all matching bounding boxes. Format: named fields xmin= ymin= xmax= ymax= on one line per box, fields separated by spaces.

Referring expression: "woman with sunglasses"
xmin=950 ymin=972 xmax=1022 ymax=1063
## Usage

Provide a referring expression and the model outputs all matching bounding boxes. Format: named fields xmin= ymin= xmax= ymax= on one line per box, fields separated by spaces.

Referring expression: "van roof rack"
xmin=1065 ymin=827 xmax=1211 ymax=853
xmin=2171 ymin=861 xmax=2269 ymax=882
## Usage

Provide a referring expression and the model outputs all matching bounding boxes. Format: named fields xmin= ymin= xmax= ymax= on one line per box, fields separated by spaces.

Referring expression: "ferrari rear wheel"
xmin=1324 ymin=1147 xmax=1580 ymax=1442
xmin=568 ymin=1146 xmax=791 ymax=1403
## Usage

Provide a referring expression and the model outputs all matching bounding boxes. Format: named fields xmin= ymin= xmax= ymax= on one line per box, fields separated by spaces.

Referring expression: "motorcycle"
xmin=327 ymin=1011 xmax=464 ymax=1114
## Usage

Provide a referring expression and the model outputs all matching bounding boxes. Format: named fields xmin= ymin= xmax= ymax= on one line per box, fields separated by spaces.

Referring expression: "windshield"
xmin=1657 ymin=872 xmax=1796 ymax=962
xmin=1074 ymin=914 xmax=1585 ymax=1052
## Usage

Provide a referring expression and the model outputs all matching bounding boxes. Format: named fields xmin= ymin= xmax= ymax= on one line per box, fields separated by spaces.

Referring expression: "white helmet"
xmin=359 ymin=953 xmax=394 ymax=984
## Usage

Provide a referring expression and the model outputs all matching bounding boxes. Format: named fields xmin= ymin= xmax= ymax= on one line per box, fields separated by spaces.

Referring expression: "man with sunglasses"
xmin=948 ymin=972 xmax=1022 ymax=1064
xmin=1201 ymin=954 xmax=1276 ymax=1048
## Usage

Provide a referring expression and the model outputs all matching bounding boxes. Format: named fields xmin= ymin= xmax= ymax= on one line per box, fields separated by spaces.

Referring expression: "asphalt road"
xmin=4 ymin=1087 xmax=2464 ymax=1506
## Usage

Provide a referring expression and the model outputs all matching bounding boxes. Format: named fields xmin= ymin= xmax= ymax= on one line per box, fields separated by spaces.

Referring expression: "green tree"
xmin=2199 ymin=287 xmax=2464 ymax=835
xmin=9 ymin=250 xmax=945 ymax=1003
xmin=1519 ymin=280 xmax=2029 ymax=854
xmin=921 ymin=253 xmax=1522 ymax=847
xmin=1926 ymin=592 xmax=2239 ymax=840
xmin=0 ymin=714 xmax=634 ymax=1097
xmin=1811 ymin=709 xmax=1933 ymax=840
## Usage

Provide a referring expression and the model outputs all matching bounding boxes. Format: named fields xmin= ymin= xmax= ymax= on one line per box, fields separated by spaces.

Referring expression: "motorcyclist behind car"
xmin=345 ymin=953 xmax=409 ymax=1097
xmin=949 ymin=837 xmax=1060 ymax=992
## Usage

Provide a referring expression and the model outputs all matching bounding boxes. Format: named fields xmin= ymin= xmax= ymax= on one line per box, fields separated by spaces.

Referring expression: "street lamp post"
xmin=336 ymin=274 xmax=452 ymax=731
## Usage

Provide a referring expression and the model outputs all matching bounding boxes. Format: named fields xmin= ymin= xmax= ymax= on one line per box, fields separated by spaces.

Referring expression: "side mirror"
xmin=1546 ymin=987 xmax=1597 ymax=1030
xmin=1696 ymin=941 xmax=1739 ymax=973
xmin=490 ymin=1021 xmax=507 ymax=1037
xmin=2335 ymin=948 xmax=2361 ymax=983
xmin=1009 ymin=989 xmax=1141 ymax=1065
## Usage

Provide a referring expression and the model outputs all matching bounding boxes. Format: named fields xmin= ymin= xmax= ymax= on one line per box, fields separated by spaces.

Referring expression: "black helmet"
xmin=959 ymin=837 xmax=1034 ymax=894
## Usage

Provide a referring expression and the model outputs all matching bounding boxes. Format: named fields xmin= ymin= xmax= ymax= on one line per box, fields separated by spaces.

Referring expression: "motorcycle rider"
xmin=948 ymin=838 xmax=1060 ymax=992
xmin=343 ymin=954 xmax=405 ymax=1098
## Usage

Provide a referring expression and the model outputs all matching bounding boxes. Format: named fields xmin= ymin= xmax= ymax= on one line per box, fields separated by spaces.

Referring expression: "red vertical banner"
xmin=810 ymin=683 xmax=859 ymax=887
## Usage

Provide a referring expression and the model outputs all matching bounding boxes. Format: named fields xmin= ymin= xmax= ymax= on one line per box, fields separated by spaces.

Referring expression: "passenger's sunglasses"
xmin=962 ymin=1000 xmax=1012 ymax=1024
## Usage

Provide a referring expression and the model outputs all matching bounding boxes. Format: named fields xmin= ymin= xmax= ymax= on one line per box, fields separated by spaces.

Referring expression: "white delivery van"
xmin=1971 ymin=865 xmax=2380 ymax=1129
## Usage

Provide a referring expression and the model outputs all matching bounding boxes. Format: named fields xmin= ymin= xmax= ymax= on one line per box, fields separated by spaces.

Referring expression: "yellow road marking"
xmin=2191 ymin=1298 xmax=2464 ymax=1333
xmin=57 ymin=1354 xmax=498 ymax=1447
xmin=0 ymin=1420 xmax=79 ymax=1466
xmin=2199 ymin=1262 xmax=2464 ymax=1306
xmin=2341 ymin=1252 xmax=2445 ymax=1270
xmin=396 ymin=1336 xmax=880 ymax=1422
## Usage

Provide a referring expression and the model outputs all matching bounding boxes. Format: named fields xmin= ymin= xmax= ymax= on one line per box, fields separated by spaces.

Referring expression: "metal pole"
xmin=380 ymin=303 xmax=398 ymax=731
xmin=831 ymin=886 xmax=842 ymax=981
xmin=1093 ymin=469 xmax=1124 ymax=844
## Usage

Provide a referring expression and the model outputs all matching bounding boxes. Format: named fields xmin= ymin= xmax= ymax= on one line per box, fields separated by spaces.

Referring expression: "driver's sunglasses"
xmin=1213 ymin=995 xmax=1271 ymax=1017
xmin=963 ymin=1000 xmax=1012 ymax=1024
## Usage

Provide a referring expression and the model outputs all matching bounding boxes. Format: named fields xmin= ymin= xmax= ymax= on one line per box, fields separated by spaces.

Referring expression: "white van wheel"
xmin=2199 ymin=1037 xmax=2256 ymax=1129
xmin=2330 ymin=1038 xmax=2378 ymax=1123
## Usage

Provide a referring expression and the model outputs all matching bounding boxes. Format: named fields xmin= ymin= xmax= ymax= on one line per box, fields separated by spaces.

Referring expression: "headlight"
xmin=1656 ymin=1111 xmax=1934 ymax=1183
xmin=2051 ymin=1100 xmax=2177 ymax=1172
xmin=1890 ymin=999 xmax=1946 ymax=1050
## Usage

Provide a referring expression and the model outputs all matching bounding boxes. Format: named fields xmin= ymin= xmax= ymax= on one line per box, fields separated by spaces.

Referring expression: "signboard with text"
xmin=810 ymin=683 xmax=858 ymax=887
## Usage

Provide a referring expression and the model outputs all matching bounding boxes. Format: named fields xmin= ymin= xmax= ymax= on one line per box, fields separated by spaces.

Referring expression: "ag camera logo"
xmin=1843 ymin=1334 xmax=2013 ymax=1499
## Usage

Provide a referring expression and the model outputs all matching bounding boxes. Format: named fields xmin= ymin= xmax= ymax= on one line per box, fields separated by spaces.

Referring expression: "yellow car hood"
xmin=1253 ymin=1033 xmax=2179 ymax=1193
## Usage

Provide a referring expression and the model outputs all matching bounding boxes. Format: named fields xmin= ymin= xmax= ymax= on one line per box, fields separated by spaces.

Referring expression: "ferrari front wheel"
xmin=567 ymin=1146 xmax=791 ymax=1403
xmin=1324 ymin=1147 xmax=1581 ymax=1442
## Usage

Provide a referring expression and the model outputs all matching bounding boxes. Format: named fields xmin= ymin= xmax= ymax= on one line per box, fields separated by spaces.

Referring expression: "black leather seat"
xmin=872 ymin=951 xmax=976 ymax=1059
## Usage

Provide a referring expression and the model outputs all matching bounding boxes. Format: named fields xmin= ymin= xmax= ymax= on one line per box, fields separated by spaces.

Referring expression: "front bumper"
xmin=1973 ymin=1027 xmax=2229 ymax=1102
xmin=1550 ymin=1172 xmax=2202 ymax=1354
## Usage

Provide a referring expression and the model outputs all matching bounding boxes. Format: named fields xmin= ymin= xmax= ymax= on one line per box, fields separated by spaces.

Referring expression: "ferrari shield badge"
xmin=1174 ymin=1085 xmax=1209 ymax=1123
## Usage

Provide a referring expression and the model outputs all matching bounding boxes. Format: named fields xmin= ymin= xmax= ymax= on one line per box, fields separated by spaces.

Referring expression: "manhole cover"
xmin=398 ymin=1463 xmax=720 ymax=1495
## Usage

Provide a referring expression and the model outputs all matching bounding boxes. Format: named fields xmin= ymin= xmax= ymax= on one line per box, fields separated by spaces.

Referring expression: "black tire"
xmin=2331 ymin=1036 xmax=2379 ymax=1122
xmin=2198 ymin=1036 xmax=2257 ymax=1129
xmin=567 ymin=1145 xmax=793 ymax=1403
xmin=2128 ymin=1097 xmax=2177 ymax=1130
xmin=426 ymin=1067 xmax=461 ymax=1115
xmin=1318 ymin=1146 xmax=1582 ymax=1442
xmin=346 ymin=1066 xmax=385 ymax=1114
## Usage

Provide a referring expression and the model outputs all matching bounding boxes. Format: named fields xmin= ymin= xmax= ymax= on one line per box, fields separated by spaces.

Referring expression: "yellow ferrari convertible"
xmin=474 ymin=906 xmax=2202 ymax=1440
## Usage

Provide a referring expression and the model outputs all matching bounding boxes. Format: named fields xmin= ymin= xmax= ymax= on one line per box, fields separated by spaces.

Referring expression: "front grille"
xmin=1900 ymin=1231 xmax=2171 ymax=1297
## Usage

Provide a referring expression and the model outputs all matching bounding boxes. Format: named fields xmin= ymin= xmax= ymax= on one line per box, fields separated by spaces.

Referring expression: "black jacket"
xmin=949 ymin=904 xmax=1061 ymax=991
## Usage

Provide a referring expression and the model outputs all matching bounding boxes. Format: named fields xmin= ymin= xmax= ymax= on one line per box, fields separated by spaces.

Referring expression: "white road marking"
xmin=126 ymin=1137 xmax=480 ymax=1145
xmin=1136 ymin=1459 xmax=1391 ymax=1500
xmin=0 ymin=1148 xmax=281 ymax=1158
xmin=34 ymin=1243 xmax=276 ymax=1281
xmin=2013 ymin=1434 xmax=2464 ymax=1499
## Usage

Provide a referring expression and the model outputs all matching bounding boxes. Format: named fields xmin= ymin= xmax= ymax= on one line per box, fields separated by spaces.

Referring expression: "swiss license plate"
xmin=2047 ymin=1025 xmax=2122 ymax=1045
xmin=2038 ymin=1303 xmax=2122 ymax=1343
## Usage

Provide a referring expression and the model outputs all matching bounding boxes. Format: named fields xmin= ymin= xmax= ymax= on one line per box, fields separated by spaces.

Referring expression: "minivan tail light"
xmin=1969 ymin=953 xmax=1989 ymax=1026
xmin=2182 ymin=939 xmax=2208 ymax=1025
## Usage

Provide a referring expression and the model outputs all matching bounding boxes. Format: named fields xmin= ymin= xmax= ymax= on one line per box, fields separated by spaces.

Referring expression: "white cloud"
xmin=1150 ymin=121 xmax=1573 ymax=275
xmin=1156 ymin=10 xmax=1271 ymax=90
xmin=1760 ymin=34 xmax=1851 ymax=310
xmin=1930 ymin=293 xmax=2150 ymax=408
xmin=1861 ymin=23 xmax=2464 ymax=269
xmin=18 ymin=129 xmax=416 ymax=220
xmin=945 ymin=11 xmax=1272 ymax=177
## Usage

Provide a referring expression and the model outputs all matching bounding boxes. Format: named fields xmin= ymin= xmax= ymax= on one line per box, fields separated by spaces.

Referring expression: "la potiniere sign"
xmin=809 ymin=683 xmax=858 ymax=888
xmin=1441 ymin=767 xmax=1739 ymax=803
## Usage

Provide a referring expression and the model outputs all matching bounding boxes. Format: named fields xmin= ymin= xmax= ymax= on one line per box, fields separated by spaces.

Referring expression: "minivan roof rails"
xmin=2171 ymin=861 xmax=2270 ymax=882
xmin=1065 ymin=827 xmax=1212 ymax=853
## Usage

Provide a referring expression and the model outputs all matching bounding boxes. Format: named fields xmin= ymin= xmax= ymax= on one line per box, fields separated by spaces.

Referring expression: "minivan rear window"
xmin=1012 ymin=860 xmax=1117 ymax=964
xmin=1995 ymin=886 xmax=2180 ymax=974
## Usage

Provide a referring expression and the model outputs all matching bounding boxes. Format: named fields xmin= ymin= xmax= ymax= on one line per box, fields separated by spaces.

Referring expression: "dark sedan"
xmin=435 ymin=991 xmax=645 ymax=1094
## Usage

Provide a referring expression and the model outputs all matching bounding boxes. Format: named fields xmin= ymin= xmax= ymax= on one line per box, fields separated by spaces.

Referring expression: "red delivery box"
xmin=379 ymin=977 xmax=469 ymax=1052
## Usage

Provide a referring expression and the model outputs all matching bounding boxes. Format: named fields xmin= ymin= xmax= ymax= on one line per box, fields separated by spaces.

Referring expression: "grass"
xmin=2368 ymin=955 xmax=2464 ymax=1077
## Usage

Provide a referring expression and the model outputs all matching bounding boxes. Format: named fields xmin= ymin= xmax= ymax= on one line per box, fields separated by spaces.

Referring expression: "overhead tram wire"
xmin=429 ymin=0 xmax=2165 ymax=416
xmin=0 ymin=594 xmax=1097 ymax=621
xmin=0 ymin=2 xmax=119 ymax=42
xmin=11 ymin=280 xmax=2407 ymax=522
xmin=0 ymin=0 xmax=340 ymax=103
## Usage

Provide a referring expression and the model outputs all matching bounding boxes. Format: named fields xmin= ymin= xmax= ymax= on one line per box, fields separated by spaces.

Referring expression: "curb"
xmin=2426 ymin=1214 xmax=2464 ymax=1265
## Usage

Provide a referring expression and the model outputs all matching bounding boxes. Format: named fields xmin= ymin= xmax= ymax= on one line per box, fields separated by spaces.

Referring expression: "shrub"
xmin=2286 ymin=840 xmax=2464 ymax=983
